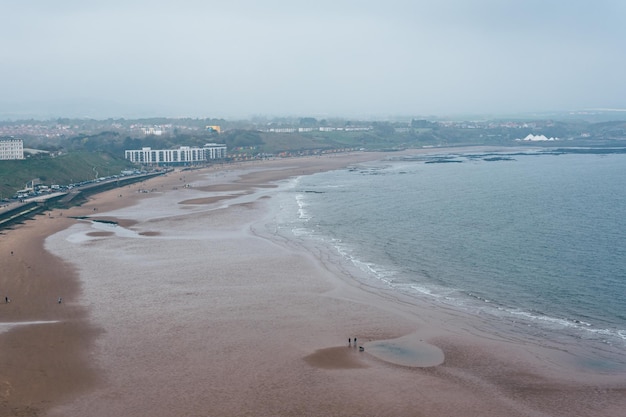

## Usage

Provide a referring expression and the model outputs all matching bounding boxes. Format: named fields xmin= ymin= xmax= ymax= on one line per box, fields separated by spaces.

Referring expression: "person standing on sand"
xmin=348 ymin=338 xmax=351 ymax=346
xmin=5 ymin=296 xmax=9 ymax=303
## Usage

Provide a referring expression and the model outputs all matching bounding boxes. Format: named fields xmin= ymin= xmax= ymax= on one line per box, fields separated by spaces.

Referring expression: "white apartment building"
xmin=124 ymin=143 xmax=227 ymax=164
xmin=0 ymin=139 xmax=24 ymax=160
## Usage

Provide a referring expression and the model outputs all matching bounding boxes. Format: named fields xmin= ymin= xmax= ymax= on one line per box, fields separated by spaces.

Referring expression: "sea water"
xmin=275 ymin=149 xmax=626 ymax=367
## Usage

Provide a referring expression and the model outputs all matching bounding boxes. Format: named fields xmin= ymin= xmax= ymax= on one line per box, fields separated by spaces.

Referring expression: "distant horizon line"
xmin=2 ymin=108 xmax=626 ymax=123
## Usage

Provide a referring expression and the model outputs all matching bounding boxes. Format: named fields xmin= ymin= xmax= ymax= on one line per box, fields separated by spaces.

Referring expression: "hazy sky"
xmin=2 ymin=0 xmax=626 ymax=119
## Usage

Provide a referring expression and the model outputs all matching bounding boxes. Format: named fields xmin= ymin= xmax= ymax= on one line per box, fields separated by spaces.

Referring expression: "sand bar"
xmin=1 ymin=150 xmax=625 ymax=417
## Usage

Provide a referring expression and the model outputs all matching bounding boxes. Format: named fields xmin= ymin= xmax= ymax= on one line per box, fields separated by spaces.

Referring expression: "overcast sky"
xmin=2 ymin=0 xmax=625 ymax=119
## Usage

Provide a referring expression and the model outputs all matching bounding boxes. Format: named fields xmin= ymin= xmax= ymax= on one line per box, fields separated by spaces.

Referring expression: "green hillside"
xmin=0 ymin=151 xmax=135 ymax=199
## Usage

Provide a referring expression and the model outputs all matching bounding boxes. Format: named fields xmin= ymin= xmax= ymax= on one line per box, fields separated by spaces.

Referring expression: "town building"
xmin=141 ymin=127 xmax=164 ymax=136
xmin=0 ymin=139 xmax=24 ymax=160
xmin=124 ymin=143 xmax=227 ymax=165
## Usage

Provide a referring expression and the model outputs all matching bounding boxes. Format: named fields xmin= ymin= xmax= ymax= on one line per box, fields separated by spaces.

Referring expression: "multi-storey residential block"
xmin=124 ymin=143 xmax=227 ymax=164
xmin=0 ymin=139 xmax=24 ymax=160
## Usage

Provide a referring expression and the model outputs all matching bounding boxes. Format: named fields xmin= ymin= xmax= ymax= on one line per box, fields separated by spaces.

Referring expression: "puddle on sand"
xmin=364 ymin=333 xmax=444 ymax=367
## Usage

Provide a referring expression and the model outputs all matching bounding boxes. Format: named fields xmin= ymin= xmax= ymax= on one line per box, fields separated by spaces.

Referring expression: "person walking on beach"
xmin=348 ymin=338 xmax=351 ymax=346
xmin=58 ymin=297 xmax=62 ymax=304
xmin=5 ymin=296 xmax=9 ymax=303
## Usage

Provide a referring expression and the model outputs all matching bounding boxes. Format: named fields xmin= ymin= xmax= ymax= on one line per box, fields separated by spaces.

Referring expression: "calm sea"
xmin=275 ymin=149 xmax=626 ymax=367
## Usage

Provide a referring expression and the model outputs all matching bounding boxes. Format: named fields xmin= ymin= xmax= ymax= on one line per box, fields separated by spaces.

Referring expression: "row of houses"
xmin=262 ymin=126 xmax=372 ymax=133
xmin=124 ymin=143 xmax=227 ymax=165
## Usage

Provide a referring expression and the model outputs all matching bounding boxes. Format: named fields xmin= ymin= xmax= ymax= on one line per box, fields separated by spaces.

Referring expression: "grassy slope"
xmin=256 ymin=131 xmax=396 ymax=153
xmin=0 ymin=152 xmax=134 ymax=198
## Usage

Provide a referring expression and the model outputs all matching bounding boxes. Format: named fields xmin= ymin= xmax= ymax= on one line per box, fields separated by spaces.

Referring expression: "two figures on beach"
xmin=349 ymin=337 xmax=364 ymax=351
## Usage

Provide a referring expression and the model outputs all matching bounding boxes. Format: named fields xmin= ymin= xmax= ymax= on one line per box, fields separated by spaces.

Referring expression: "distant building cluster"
xmin=0 ymin=139 xmax=24 ymax=160
xmin=262 ymin=126 xmax=372 ymax=133
xmin=124 ymin=144 xmax=227 ymax=165
xmin=137 ymin=124 xmax=221 ymax=136
xmin=0 ymin=123 xmax=73 ymax=138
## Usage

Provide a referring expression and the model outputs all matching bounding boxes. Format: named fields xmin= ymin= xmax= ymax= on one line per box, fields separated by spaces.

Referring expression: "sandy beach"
xmin=1 ymin=151 xmax=625 ymax=417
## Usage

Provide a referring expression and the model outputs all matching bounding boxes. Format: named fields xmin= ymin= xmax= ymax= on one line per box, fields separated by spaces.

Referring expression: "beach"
xmin=1 ymin=151 xmax=625 ymax=417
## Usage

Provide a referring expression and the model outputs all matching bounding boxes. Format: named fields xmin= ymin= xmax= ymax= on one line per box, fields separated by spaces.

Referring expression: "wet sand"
xmin=1 ymin=151 xmax=625 ymax=417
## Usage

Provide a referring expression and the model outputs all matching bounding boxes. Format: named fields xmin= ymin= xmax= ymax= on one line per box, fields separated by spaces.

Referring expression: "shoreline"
xmin=286 ymin=204 xmax=626 ymax=376
xmin=2 ymin=150 xmax=625 ymax=416
xmin=258 ymin=187 xmax=626 ymax=379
